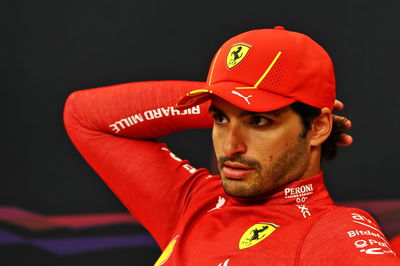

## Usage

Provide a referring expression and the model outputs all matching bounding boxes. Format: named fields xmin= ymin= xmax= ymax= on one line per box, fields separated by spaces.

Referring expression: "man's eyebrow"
xmin=209 ymin=104 xmax=287 ymax=117
xmin=208 ymin=105 xmax=224 ymax=114
xmin=239 ymin=109 xmax=282 ymax=118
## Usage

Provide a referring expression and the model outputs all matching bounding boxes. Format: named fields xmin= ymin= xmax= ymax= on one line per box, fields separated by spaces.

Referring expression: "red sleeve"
xmin=391 ymin=235 xmax=400 ymax=257
xmin=298 ymin=207 xmax=400 ymax=265
xmin=63 ymin=80 xmax=213 ymax=248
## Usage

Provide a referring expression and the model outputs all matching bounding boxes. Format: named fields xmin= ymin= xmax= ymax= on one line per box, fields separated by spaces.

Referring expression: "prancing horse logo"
xmin=226 ymin=44 xmax=251 ymax=69
xmin=239 ymin=222 xmax=279 ymax=249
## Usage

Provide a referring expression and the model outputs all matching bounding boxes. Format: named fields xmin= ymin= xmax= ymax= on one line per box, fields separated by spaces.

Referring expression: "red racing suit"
xmin=63 ymin=80 xmax=400 ymax=265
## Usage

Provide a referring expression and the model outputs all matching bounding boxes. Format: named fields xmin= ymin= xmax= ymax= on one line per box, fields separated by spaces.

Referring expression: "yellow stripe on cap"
xmin=236 ymin=51 xmax=282 ymax=90
xmin=188 ymin=89 xmax=212 ymax=95
xmin=254 ymin=51 xmax=282 ymax=88
xmin=207 ymin=49 xmax=222 ymax=86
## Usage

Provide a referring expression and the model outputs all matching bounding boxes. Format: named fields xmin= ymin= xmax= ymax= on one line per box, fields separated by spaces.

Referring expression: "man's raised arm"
xmin=63 ymin=80 xmax=212 ymax=248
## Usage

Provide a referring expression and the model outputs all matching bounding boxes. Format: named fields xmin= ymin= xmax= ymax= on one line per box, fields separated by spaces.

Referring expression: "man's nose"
xmin=223 ymin=126 xmax=247 ymax=158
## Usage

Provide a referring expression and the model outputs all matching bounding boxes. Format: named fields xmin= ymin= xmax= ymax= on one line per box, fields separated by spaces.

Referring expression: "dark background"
xmin=1 ymin=0 xmax=399 ymax=265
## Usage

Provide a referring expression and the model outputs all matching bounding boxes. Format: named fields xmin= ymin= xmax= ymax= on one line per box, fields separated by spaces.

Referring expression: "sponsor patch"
xmin=231 ymin=90 xmax=253 ymax=104
xmin=208 ymin=196 xmax=226 ymax=212
xmin=239 ymin=222 xmax=279 ymax=250
xmin=226 ymin=43 xmax=251 ymax=69
xmin=109 ymin=105 xmax=200 ymax=133
xmin=353 ymin=239 xmax=396 ymax=256
xmin=347 ymin=229 xmax=387 ymax=242
xmin=346 ymin=214 xmax=397 ymax=257
xmin=296 ymin=205 xmax=311 ymax=218
xmin=350 ymin=213 xmax=382 ymax=233
xmin=284 ymin=184 xmax=313 ymax=203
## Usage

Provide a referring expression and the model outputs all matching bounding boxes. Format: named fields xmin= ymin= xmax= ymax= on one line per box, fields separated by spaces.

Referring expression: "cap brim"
xmin=176 ymin=81 xmax=296 ymax=112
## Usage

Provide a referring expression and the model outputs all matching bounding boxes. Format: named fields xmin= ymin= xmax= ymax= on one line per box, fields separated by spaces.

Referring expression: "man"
xmin=64 ymin=27 xmax=399 ymax=265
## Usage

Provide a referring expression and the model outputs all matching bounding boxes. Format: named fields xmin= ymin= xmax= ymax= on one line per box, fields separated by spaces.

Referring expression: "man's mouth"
xmin=222 ymin=162 xmax=254 ymax=180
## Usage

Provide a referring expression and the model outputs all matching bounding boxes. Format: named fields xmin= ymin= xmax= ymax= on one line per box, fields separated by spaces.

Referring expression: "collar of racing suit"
xmin=226 ymin=171 xmax=334 ymax=206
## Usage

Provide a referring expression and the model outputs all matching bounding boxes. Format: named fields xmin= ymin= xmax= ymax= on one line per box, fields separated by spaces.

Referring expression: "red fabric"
xmin=64 ymin=80 xmax=400 ymax=265
xmin=391 ymin=235 xmax=400 ymax=257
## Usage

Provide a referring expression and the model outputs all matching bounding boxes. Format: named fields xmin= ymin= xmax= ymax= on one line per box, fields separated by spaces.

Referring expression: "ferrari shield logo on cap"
xmin=239 ymin=222 xmax=279 ymax=250
xmin=226 ymin=43 xmax=251 ymax=69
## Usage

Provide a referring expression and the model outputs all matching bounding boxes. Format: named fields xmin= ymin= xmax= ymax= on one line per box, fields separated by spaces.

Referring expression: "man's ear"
xmin=310 ymin=107 xmax=332 ymax=146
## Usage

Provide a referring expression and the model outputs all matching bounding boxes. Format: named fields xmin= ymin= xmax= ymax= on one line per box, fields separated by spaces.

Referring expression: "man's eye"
xmin=251 ymin=115 xmax=270 ymax=126
xmin=213 ymin=113 xmax=228 ymax=124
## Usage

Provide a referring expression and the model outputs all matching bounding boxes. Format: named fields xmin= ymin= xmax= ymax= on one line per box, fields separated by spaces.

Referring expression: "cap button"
xmin=274 ymin=26 xmax=285 ymax=30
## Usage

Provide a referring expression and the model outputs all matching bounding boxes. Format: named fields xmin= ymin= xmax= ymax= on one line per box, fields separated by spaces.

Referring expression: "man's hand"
xmin=333 ymin=99 xmax=353 ymax=146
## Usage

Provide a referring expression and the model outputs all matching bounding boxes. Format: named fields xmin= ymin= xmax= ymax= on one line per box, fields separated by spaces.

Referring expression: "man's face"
xmin=210 ymin=97 xmax=312 ymax=198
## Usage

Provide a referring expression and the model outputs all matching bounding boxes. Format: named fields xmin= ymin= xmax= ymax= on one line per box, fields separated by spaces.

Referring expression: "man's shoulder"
xmin=297 ymin=205 xmax=400 ymax=265
xmin=316 ymin=204 xmax=376 ymax=226
xmin=308 ymin=204 xmax=385 ymax=242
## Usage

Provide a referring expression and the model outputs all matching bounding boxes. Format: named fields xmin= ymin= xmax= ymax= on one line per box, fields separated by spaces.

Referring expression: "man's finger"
xmin=337 ymin=134 xmax=353 ymax=146
xmin=333 ymin=99 xmax=344 ymax=111
xmin=333 ymin=115 xmax=352 ymax=129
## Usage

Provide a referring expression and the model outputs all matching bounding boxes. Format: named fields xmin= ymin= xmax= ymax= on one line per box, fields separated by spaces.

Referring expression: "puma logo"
xmin=232 ymin=90 xmax=252 ymax=104
xmin=208 ymin=196 xmax=226 ymax=212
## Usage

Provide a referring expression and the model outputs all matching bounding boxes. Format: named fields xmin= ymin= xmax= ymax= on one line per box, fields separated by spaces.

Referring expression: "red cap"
xmin=176 ymin=26 xmax=336 ymax=112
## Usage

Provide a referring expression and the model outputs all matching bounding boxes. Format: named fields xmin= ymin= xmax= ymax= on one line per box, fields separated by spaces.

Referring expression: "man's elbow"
xmin=63 ymin=90 xmax=85 ymax=133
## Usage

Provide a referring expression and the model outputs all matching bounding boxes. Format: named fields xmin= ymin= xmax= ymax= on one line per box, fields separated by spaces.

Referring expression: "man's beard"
xmin=218 ymin=136 xmax=309 ymax=198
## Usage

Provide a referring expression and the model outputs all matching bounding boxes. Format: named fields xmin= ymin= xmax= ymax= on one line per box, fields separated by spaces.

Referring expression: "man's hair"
xmin=290 ymin=102 xmax=347 ymax=160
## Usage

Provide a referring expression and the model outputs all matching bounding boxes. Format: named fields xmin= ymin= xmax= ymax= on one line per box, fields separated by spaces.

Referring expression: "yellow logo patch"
xmin=239 ymin=222 xmax=279 ymax=250
xmin=154 ymin=235 xmax=178 ymax=266
xmin=226 ymin=43 xmax=251 ymax=69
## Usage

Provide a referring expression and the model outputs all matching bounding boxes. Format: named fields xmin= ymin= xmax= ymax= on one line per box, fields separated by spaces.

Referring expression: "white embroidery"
xmin=232 ymin=90 xmax=252 ymax=104
xmin=218 ymin=258 xmax=230 ymax=266
xmin=208 ymin=196 xmax=226 ymax=212
xmin=296 ymin=205 xmax=311 ymax=218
